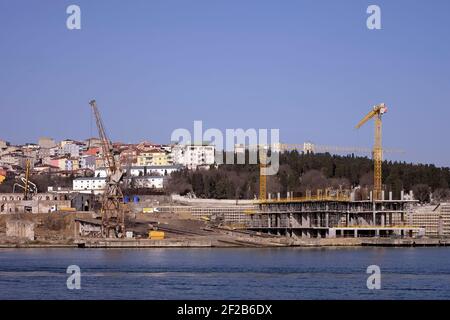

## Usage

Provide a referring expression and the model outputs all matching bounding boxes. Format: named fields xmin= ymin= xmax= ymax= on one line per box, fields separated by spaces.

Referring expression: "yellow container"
xmin=149 ymin=231 xmax=165 ymax=240
xmin=59 ymin=207 xmax=76 ymax=212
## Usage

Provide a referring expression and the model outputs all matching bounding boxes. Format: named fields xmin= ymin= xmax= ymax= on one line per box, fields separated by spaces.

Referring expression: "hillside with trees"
xmin=167 ymin=151 xmax=450 ymax=203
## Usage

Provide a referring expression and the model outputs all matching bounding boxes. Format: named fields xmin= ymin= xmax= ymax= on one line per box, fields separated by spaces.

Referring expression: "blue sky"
xmin=0 ymin=0 xmax=449 ymax=166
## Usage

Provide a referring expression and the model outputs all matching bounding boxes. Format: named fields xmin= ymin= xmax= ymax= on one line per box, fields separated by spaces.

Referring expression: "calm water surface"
xmin=0 ymin=247 xmax=450 ymax=299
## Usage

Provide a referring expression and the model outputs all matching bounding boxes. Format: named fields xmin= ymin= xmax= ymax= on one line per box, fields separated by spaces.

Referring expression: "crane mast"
xmin=23 ymin=159 xmax=31 ymax=200
xmin=13 ymin=159 xmax=37 ymax=199
xmin=356 ymin=103 xmax=388 ymax=201
xmin=89 ymin=100 xmax=126 ymax=238
xmin=259 ymin=147 xmax=267 ymax=202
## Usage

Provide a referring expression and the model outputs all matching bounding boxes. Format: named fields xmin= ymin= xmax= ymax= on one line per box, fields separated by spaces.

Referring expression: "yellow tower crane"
xmin=355 ymin=103 xmax=388 ymax=201
xmin=255 ymin=140 xmax=401 ymax=202
xmin=259 ymin=147 xmax=267 ymax=202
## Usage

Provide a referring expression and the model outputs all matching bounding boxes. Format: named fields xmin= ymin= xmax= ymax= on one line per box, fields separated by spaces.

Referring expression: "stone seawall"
xmin=76 ymin=239 xmax=213 ymax=248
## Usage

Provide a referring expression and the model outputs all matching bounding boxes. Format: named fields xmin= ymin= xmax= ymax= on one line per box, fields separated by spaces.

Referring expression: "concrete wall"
xmin=171 ymin=194 xmax=254 ymax=206
xmin=0 ymin=193 xmax=70 ymax=201
xmin=0 ymin=193 xmax=72 ymax=213
xmin=6 ymin=220 xmax=35 ymax=240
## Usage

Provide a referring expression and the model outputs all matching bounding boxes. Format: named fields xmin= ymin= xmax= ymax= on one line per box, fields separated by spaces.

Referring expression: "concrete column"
xmin=389 ymin=191 xmax=393 ymax=201
xmin=328 ymin=228 xmax=336 ymax=238
xmin=382 ymin=190 xmax=385 ymax=200
xmin=401 ymin=190 xmax=404 ymax=200
xmin=325 ymin=212 xmax=329 ymax=228
xmin=373 ymin=202 xmax=376 ymax=226
xmin=354 ymin=229 xmax=358 ymax=238
xmin=74 ymin=221 xmax=78 ymax=238
xmin=296 ymin=213 xmax=302 ymax=228
xmin=277 ymin=192 xmax=281 ymax=200
xmin=381 ymin=214 xmax=385 ymax=227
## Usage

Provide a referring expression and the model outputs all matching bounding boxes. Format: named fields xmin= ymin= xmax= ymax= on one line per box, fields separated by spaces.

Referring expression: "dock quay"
xmin=75 ymin=239 xmax=214 ymax=248
xmin=361 ymin=238 xmax=450 ymax=247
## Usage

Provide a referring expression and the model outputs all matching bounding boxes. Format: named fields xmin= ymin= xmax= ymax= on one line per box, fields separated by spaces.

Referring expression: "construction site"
xmin=1 ymin=101 xmax=449 ymax=248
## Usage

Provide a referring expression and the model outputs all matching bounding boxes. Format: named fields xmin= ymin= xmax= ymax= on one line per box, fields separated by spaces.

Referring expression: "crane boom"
xmin=356 ymin=109 xmax=377 ymax=129
xmin=89 ymin=100 xmax=115 ymax=171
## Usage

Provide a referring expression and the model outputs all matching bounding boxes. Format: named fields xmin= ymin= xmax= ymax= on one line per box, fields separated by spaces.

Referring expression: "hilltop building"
xmin=172 ymin=143 xmax=215 ymax=169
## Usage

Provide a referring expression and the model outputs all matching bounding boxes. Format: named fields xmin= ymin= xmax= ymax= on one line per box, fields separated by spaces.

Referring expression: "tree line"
xmin=166 ymin=151 xmax=450 ymax=203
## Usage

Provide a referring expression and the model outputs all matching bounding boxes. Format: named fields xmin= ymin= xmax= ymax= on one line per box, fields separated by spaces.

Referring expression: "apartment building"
xmin=73 ymin=177 xmax=106 ymax=194
xmin=172 ymin=144 xmax=215 ymax=169
xmin=79 ymin=155 xmax=96 ymax=170
xmin=408 ymin=203 xmax=450 ymax=237
xmin=61 ymin=142 xmax=81 ymax=158
xmin=38 ymin=137 xmax=56 ymax=149
xmin=94 ymin=165 xmax=181 ymax=178
xmin=0 ymin=140 xmax=9 ymax=150
xmin=73 ymin=175 xmax=165 ymax=194
xmin=137 ymin=150 xmax=172 ymax=166
xmin=120 ymin=147 xmax=139 ymax=166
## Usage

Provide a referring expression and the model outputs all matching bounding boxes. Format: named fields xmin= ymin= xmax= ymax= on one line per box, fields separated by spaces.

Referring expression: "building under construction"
xmin=248 ymin=103 xmax=428 ymax=239
xmin=248 ymin=191 xmax=424 ymax=238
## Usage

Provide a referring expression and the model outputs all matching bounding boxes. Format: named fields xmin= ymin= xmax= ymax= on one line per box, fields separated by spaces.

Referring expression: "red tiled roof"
xmin=83 ymin=148 xmax=100 ymax=156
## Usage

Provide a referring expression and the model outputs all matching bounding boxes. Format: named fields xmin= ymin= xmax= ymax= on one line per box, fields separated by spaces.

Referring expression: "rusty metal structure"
xmin=13 ymin=159 xmax=37 ymax=200
xmin=89 ymin=100 xmax=126 ymax=238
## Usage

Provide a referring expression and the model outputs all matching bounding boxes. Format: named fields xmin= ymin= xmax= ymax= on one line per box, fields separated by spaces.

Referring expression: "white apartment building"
xmin=73 ymin=177 xmax=106 ymax=194
xmin=407 ymin=203 xmax=450 ymax=237
xmin=172 ymin=144 xmax=215 ymax=169
xmin=60 ymin=143 xmax=80 ymax=158
xmin=303 ymin=142 xmax=315 ymax=154
xmin=94 ymin=165 xmax=181 ymax=178
xmin=73 ymin=176 xmax=165 ymax=194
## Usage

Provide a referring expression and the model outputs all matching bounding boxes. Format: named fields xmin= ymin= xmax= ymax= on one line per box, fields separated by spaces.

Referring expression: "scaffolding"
xmin=248 ymin=198 xmax=420 ymax=238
